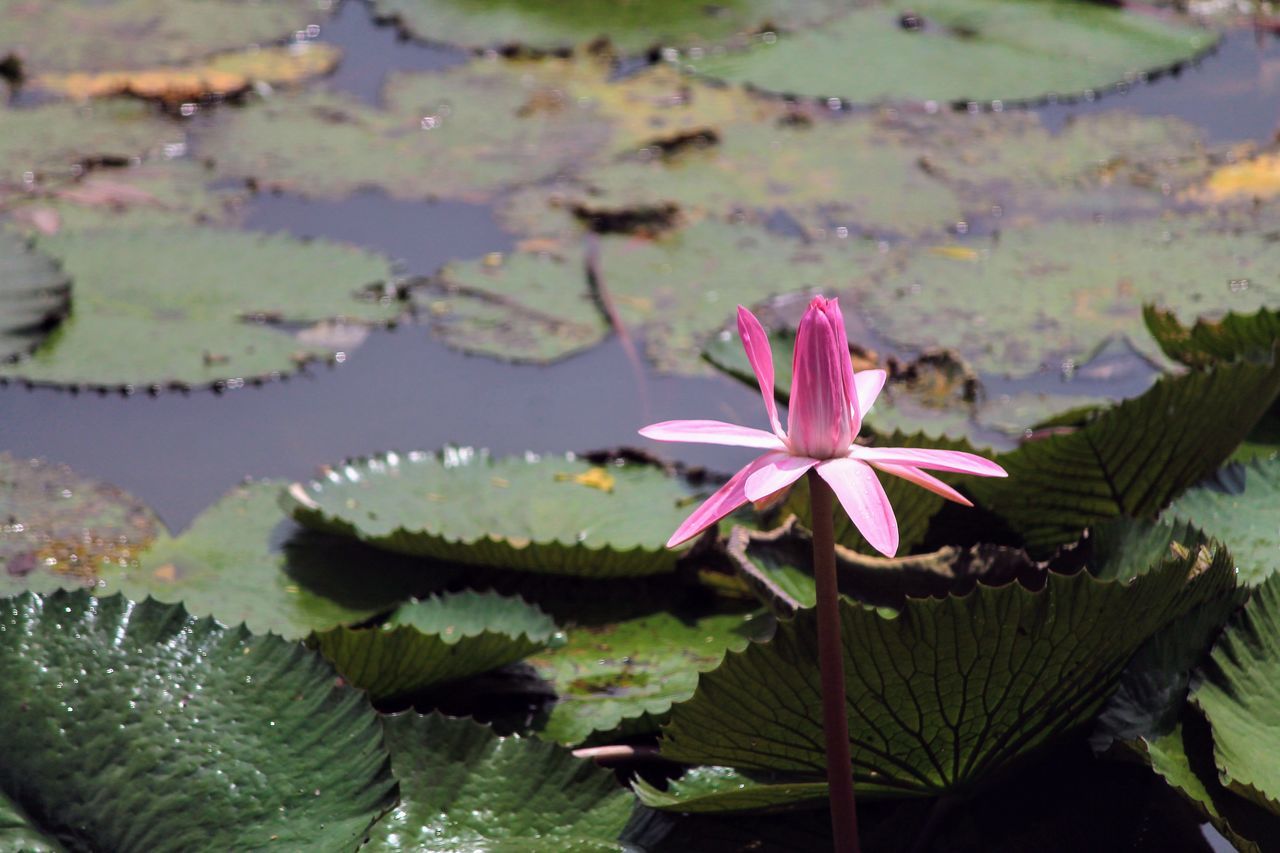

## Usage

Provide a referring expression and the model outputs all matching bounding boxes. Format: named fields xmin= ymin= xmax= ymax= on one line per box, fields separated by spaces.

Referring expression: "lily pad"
xmin=0 ymin=226 xmax=403 ymax=389
xmin=969 ymin=357 xmax=1280 ymax=553
xmin=285 ymin=448 xmax=701 ymax=577
xmin=369 ymin=0 xmax=844 ymax=53
xmin=0 ymin=0 xmax=328 ymax=74
xmin=0 ymin=99 xmax=182 ymax=183
xmin=205 ymin=59 xmax=613 ymax=202
xmin=311 ymin=590 xmax=559 ymax=702
xmin=0 ymin=233 xmax=70 ymax=361
xmin=1192 ymin=573 xmax=1280 ymax=813
xmin=1165 ymin=459 xmax=1280 ymax=586
xmin=33 ymin=42 xmax=342 ymax=103
xmin=861 ymin=216 xmax=1280 ymax=380
xmin=0 ymin=452 xmax=161 ymax=586
xmin=634 ymin=766 xmax=829 ymax=814
xmin=0 ymin=589 xmax=397 ymax=851
xmin=660 ymin=523 xmax=1237 ymax=798
xmin=527 ymin=608 xmax=769 ymax=746
xmin=366 ymin=712 xmax=633 ymax=851
xmin=683 ymin=0 xmax=1215 ymax=105
xmin=1145 ymin=304 xmax=1280 ymax=369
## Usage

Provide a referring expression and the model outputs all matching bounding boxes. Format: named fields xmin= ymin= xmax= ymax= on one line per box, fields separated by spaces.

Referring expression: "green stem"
xmin=807 ymin=469 xmax=861 ymax=853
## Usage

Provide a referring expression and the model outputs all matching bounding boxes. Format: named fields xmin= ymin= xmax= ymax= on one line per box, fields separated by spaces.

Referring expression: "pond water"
xmin=1 ymin=2 xmax=1278 ymax=543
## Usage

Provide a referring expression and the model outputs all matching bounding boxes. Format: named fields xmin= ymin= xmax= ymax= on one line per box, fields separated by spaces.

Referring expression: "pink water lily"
xmin=640 ymin=296 xmax=1007 ymax=556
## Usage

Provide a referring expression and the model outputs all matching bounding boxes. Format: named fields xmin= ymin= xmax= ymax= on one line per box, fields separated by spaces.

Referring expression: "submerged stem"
xmin=807 ymin=469 xmax=861 ymax=852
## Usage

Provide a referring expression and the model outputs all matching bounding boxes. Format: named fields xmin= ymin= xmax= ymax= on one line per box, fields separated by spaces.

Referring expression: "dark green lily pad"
xmin=0 ymin=588 xmax=397 ymax=851
xmin=0 ymin=99 xmax=180 ymax=184
xmin=366 ymin=713 xmax=633 ymax=851
xmin=634 ymin=766 xmax=829 ymax=814
xmin=0 ymin=452 xmax=161 ymax=589
xmin=0 ymin=233 xmax=70 ymax=362
xmin=370 ymin=0 xmax=843 ymax=53
xmin=1192 ymin=573 xmax=1280 ymax=813
xmin=206 ymin=60 xmax=613 ymax=202
xmin=311 ymin=590 xmax=560 ymax=701
xmin=527 ymin=608 xmax=770 ymax=746
xmin=0 ymin=227 xmax=402 ymax=389
xmin=660 ymin=522 xmax=1236 ymax=798
xmin=1165 ymin=459 xmax=1280 ymax=586
xmin=0 ymin=0 xmax=326 ymax=74
xmin=1145 ymin=304 xmax=1280 ymax=369
xmin=969 ymin=358 xmax=1280 ymax=553
xmin=285 ymin=448 xmax=700 ymax=577
xmin=684 ymin=0 xmax=1215 ymax=105
xmin=862 ymin=216 xmax=1280 ymax=381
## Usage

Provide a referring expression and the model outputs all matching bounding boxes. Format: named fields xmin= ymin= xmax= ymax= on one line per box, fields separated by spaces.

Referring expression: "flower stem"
xmin=807 ymin=469 xmax=860 ymax=852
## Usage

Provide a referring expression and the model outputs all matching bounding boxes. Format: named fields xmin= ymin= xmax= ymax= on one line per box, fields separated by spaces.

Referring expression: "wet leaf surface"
xmin=1165 ymin=459 xmax=1280 ymax=586
xmin=0 ymin=233 xmax=70 ymax=361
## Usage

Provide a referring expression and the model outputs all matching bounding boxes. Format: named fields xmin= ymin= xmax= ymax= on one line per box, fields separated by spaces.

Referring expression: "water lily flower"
xmin=640 ymin=297 xmax=1007 ymax=556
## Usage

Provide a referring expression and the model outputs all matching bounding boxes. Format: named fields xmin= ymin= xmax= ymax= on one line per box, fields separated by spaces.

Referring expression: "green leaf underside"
xmin=634 ymin=766 xmax=829 ymax=814
xmin=0 ymin=589 xmax=396 ymax=852
xmin=0 ymin=234 xmax=71 ymax=363
xmin=285 ymin=449 xmax=697 ymax=577
xmin=0 ymin=227 xmax=400 ymax=389
xmin=1192 ymin=574 xmax=1280 ymax=814
xmin=1146 ymin=304 xmax=1280 ymax=369
xmin=0 ymin=0 xmax=325 ymax=73
xmin=365 ymin=713 xmax=632 ymax=852
xmin=311 ymin=591 xmax=558 ymax=701
xmin=527 ymin=609 xmax=769 ymax=746
xmin=1166 ymin=459 xmax=1280 ymax=586
xmin=661 ymin=534 xmax=1237 ymax=799
xmin=969 ymin=358 xmax=1280 ymax=552
xmin=1 ymin=480 xmax=428 ymax=640
xmin=686 ymin=0 xmax=1214 ymax=105
xmin=0 ymin=452 xmax=162 ymax=588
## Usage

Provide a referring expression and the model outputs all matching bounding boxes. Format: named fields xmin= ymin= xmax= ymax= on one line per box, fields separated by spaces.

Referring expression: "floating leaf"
xmin=634 ymin=766 xmax=829 ymax=814
xmin=0 ymin=452 xmax=160 ymax=589
xmin=1192 ymin=573 xmax=1280 ymax=813
xmin=311 ymin=590 xmax=559 ymax=702
xmin=0 ymin=233 xmax=70 ymax=362
xmin=285 ymin=448 xmax=699 ymax=577
xmin=969 ymin=358 xmax=1280 ymax=552
xmin=1165 ymin=459 xmax=1280 ymax=586
xmin=0 ymin=0 xmax=328 ymax=73
xmin=0 ymin=589 xmax=397 ymax=851
xmin=366 ymin=713 xmax=633 ymax=851
xmin=660 ymin=525 xmax=1236 ymax=799
xmin=368 ymin=0 xmax=844 ymax=53
xmin=528 ymin=608 xmax=769 ymax=746
xmin=0 ymin=227 xmax=402 ymax=389
xmin=684 ymin=0 xmax=1214 ymax=105
xmin=1145 ymin=304 xmax=1280 ymax=369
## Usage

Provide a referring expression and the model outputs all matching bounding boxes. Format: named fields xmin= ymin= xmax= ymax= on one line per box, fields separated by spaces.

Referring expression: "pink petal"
xmin=854 ymin=369 xmax=886 ymax=415
xmin=743 ymin=451 xmax=817 ymax=502
xmin=639 ymin=420 xmax=787 ymax=450
xmin=816 ymin=458 xmax=899 ymax=557
xmin=850 ymin=446 xmax=1007 ymax=478
xmin=737 ymin=306 xmax=785 ymax=438
xmin=824 ymin=297 xmax=862 ymax=433
xmin=871 ymin=463 xmax=972 ymax=507
xmin=788 ymin=297 xmax=856 ymax=459
xmin=665 ymin=454 xmax=773 ymax=548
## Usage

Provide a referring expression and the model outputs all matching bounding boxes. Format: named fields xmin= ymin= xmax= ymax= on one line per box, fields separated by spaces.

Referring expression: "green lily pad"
xmin=968 ymin=357 xmax=1280 ymax=553
xmin=0 ymin=233 xmax=70 ymax=362
xmin=1145 ymin=304 xmax=1280 ymax=369
xmin=366 ymin=712 xmax=633 ymax=851
xmin=527 ymin=608 xmax=770 ymax=746
xmin=660 ymin=523 xmax=1237 ymax=798
xmin=1192 ymin=573 xmax=1280 ymax=814
xmin=0 ymin=0 xmax=327 ymax=74
xmin=0 ymin=451 xmax=161 ymax=587
xmin=683 ymin=0 xmax=1215 ymax=105
xmin=0 ymin=227 xmax=403 ymax=390
xmin=369 ymin=0 xmax=844 ymax=53
xmin=1165 ymin=459 xmax=1280 ymax=586
xmin=285 ymin=448 xmax=700 ymax=577
xmin=0 ymin=99 xmax=180 ymax=184
xmin=634 ymin=766 xmax=829 ymax=814
xmin=0 ymin=589 xmax=397 ymax=851
xmin=862 ymin=216 xmax=1280 ymax=381
xmin=205 ymin=59 xmax=613 ymax=203
xmin=311 ymin=590 xmax=559 ymax=702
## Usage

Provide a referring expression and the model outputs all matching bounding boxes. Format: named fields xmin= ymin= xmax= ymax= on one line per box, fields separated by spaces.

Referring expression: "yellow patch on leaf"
xmin=555 ymin=467 xmax=616 ymax=493
xmin=928 ymin=245 xmax=981 ymax=261
xmin=1186 ymin=153 xmax=1280 ymax=203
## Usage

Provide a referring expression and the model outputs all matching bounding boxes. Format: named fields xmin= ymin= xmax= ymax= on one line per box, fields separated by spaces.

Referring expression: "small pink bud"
xmin=787 ymin=297 xmax=858 ymax=459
